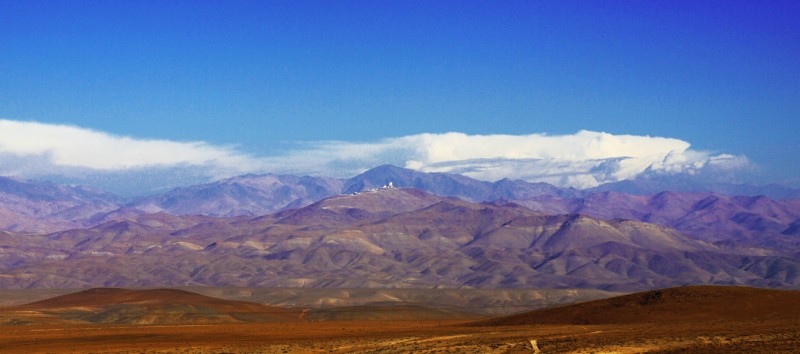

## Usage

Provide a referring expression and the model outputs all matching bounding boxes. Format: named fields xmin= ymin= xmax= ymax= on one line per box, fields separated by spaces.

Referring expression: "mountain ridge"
xmin=1 ymin=187 xmax=797 ymax=291
xmin=3 ymin=165 xmax=798 ymax=234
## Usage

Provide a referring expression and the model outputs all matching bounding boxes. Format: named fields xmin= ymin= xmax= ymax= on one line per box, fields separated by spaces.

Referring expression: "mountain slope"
xmin=4 ymin=165 xmax=797 ymax=247
xmin=592 ymin=174 xmax=800 ymax=199
xmin=515 ymin=191 xmax=800 ymax=253
xmin=129 ymin=174 xmax=344 ymax=217
xmin=0 ymin=176 xmax=122 ymax=233
xmin=1 ymin=188 xmax=797 ymax=291
xmin=343 ymin=165 xmax=581 ymax=201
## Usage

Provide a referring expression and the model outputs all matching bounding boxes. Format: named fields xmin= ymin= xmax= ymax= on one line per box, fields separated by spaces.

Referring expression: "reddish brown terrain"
xmin=477 ymin=285 xmax=800 ymax=326
xmin=3 ymin=288 xmax=302 ymax=325
xmin=0 ymin=285 xmax=798 ymax=353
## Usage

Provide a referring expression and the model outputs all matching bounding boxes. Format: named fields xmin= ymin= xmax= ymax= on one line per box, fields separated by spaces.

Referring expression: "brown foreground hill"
xmin=1 ymin=285 xmax=799 ymax=353
xmin=3 ymin=288 xmax=302 ymax=325
xmin=475 ymin=285 xmax=800 ymax=326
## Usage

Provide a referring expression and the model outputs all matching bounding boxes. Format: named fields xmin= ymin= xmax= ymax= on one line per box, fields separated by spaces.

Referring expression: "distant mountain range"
xmin=3 ymin=165 xmax=798 ymax=233
xmin=0 ymin=176 xmax=121 ymax=233
xmin=128 ymin=174 xmax=344 ymax=217
xmin=516 ymin=192 xmax=800 ymax=252
xmin=0 ymin=188 xmax=797 ymax=291
xmin=1 ymin=165 xmax=798 ymax=292
xmin=590 ymin=173 xmax=800 ymax=199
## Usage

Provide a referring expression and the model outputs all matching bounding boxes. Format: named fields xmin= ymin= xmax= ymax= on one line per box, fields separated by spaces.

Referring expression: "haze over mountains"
xmin=0 ymin=165 xmax=799 ymax=292
xmin=0 ymin=176 xmax=121 ymax=233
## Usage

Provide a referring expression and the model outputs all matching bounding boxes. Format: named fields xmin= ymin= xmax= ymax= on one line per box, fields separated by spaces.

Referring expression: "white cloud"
xmin=0 ymin=119 xmax=749 ymax=193
xmin=0 ymin=119 xmax=261 ymax=173
xmin=258 ymin=131 xmax=748 ymax=188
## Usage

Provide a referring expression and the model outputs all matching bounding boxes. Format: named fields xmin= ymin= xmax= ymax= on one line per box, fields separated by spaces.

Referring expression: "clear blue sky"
xmin=1 ymin=1 xmax=799 ymax=183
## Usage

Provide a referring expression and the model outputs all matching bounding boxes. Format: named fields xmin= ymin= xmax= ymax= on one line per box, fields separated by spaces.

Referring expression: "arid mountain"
xmin=126 ymin=165 xmax=580 ymax=218
xmin=476 ymin=285 xmax=800 ymax=326
xmin=591 ymin=173 xmax=800 ymax=199
xmin=128 ymin=165 xmax=581 ymax=218
xmin=3 ymin=166 xmax=798 ymax=248
xmin=3 ymin=288 xmax=301 ymax=325
xmin=515 ymin=191 xmax=800 ymax=253
xmin=0 ymin=176 xmax=121 ymax=232
xmin=0 ymin=173 xmax=346 ymax=232
xmin=343 ymin=164 xmax=582 ymax=200
xmin=128 ymin=174 xmax=344 ymax=217
xmin=1 ymin=168 xmax=798 ymax=293
xmin=343 ymin=167 xmax=800 ymax=255
xmin=1 ymin=188 xmax=797 ymax=291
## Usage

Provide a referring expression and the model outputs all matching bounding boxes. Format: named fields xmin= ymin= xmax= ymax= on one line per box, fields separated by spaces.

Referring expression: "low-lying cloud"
xmin=268 ymin=131 xmax=749 ymax=188
xmin=0 ymin=119 xmax=749 ymax=194
xmin=0 ymin=120 xmax=257 ymax=172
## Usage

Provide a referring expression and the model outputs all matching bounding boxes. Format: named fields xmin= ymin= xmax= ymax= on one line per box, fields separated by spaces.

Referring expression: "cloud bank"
xmin=265 ymin=131 xmax=749 ymax=188
xmin=0 ymin=119 xmax=749 ymax=194
xmin=0 ymin=120 xmax=257 ymax=172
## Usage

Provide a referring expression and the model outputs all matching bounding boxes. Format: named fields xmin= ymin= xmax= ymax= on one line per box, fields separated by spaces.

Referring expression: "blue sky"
xmin=1 ymin=1 xmax=798 ymax=193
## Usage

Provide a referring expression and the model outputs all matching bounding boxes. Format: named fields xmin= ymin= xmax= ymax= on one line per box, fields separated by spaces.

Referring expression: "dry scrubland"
xmin=0 ymin=285 xmax=799 ymax=353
